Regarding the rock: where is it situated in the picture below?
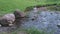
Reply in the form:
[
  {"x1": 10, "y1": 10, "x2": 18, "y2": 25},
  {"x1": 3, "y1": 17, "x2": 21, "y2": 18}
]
[
  {"x1": 14, "y1": 9, "x2": 25, "y2": 19},
  {"x1": 13, "y1": 9, "x2": 26, "y2": 27},
  {"x1": 57, "y1": 23, "x2": 60, "y2": 28},
  {"x1": 0, "y1": 14, "x2": 15, "y2": 26}
]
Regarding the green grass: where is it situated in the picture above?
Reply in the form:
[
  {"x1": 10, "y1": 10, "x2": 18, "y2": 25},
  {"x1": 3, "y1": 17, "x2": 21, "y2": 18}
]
[
  {"x1": 0, "y1": 0, "x2": 60, "y2": 15},
  {"x1": 25, "y1": 28, "x2": 46, "y2": 34},
  {"x1": 9, "y1": 27, "x2": 55, "y2": 34},
  {"x1": 0, "y1": 27, "x2": 55, "y2": 34},
  {"x1": 9, "y1": 28, "x2": 47, "y2": 34}
]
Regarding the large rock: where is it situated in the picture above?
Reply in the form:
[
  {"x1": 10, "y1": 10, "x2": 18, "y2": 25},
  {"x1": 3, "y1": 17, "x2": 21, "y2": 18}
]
[{"x1": 0, "y1": 14, "x2": 15, "y2": 26}]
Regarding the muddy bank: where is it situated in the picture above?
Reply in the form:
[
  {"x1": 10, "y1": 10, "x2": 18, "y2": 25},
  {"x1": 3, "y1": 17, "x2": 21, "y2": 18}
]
[{"x1": 24, "y1": 4, "x2": 60, "y2": 12}]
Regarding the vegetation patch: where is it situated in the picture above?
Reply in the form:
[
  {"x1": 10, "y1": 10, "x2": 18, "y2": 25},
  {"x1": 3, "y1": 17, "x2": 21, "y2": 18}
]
[{"x1": 0, "y1": 0, "x2": 60, "y2": 15}]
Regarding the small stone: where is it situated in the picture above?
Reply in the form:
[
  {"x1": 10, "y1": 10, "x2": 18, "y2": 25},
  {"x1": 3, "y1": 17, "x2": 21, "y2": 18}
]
[
  {"x1": 9, "y1": 24, "x2": 13, "y2": 26},
  {"x1": 0, "y1": 24, "x2": 1, "y2": 27}
]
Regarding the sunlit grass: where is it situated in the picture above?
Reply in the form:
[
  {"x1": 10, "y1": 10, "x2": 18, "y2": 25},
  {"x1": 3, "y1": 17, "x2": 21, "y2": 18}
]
[{"x1": 0, "y1": 0, "x2": 60, "y2": 15}]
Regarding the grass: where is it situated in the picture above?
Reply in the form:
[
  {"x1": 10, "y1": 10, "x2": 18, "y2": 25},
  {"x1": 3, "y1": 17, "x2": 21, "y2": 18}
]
[
  {"x1": 24, "y1": 28, "x2": 46, "y2": 34},
  {"x1": 0, "y1": 0, "x2": 60, "y2": 15},
  {"x1": 0, "y1": 27, "x2": 55, "y2": 34},
  {"x1": 8, "y1": 27, "x2": 55, "y2": 34},
  {"x1": 9, "y1": 27, "x2": 47, "y2": 34}
]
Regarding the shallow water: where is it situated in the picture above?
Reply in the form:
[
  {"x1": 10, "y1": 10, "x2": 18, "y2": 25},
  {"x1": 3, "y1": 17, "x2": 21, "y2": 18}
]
[{"x1": 21, "y1": 10, "x2": 60, "y2": 34}]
